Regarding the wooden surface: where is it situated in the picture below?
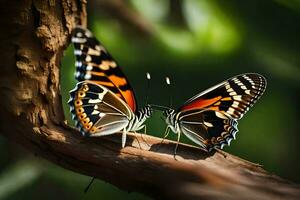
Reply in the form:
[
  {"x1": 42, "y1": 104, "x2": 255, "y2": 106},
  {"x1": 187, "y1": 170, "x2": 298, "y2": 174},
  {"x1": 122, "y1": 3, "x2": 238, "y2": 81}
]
[{"x1": 0, "y1": 0, "x2": 300, "y2": 199}]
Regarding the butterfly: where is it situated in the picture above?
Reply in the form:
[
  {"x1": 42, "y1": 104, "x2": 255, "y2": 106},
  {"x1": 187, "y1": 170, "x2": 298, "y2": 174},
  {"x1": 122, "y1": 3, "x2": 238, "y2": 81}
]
[
  {"x1": 157, "y1": 73, "x2": 266, "y2": 153},
  {"x1": 68, "y1": 26, "x2": 152, "y2": 148}
]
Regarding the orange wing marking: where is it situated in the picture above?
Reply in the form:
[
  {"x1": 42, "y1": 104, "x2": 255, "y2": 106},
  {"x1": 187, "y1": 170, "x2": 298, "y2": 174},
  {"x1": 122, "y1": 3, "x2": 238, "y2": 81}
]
[
  {"x1": 90, "y1": 71, "x2": 106, "y2": 76},
  {"x1": 221, "y1": 97, "x2": 232, "y2": 101},
  {"x1": 121, "y1": 90, "x2": 136, "y2": 112},
  {"x1": 108, "y1": 75, "x2": 127, "y2": 87},
  {"x1": 108, "y1": 75, "x2": 136, "y2": 112},
  {"x1": 181, "y1": 96, "x2": 222, "y2": 111}
]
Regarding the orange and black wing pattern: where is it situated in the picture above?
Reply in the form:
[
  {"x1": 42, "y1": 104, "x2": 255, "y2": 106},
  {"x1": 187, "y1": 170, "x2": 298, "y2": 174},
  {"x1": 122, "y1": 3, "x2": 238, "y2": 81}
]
[
  {"x1": 71, "y1": 26, "x2": 137, "y2": 112},
  {"x1": 177, "y1": 73, "x2": 266, "y2": 151},
  {"x1": 68, "y1": 81, "x2": 132, "y2": 137},
  {"x1": 179, "y1": 73, "x2": 267, "y2": 120}
]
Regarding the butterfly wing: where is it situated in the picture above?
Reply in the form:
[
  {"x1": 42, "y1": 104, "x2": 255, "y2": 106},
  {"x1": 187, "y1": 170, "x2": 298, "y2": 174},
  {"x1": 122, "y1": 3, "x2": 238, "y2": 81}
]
[
  {"x1": 177, "y1": 73, "x2": 266, "y2": 151},
  {"x1": 179, "y1": 73, "x2": 267, "y2": 119},
  {"x1": 68, "y1": 81, "x2": 133, "y2": 137},
  {"x1": 178, "y1": 109, "x2": 238, "y2": 151},
  {"x1": 71, "y1": 27, "x2": 137, "y2": 112}
]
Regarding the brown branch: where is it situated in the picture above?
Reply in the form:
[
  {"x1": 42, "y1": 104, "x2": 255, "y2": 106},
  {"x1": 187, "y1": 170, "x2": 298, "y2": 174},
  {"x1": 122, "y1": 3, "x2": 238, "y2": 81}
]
[
  {"x1": 0, "y1": 1, "x2": 300, "y2": 200},
  {"x1": 93, "y1": 0, "x2": 155, "y2": 36}
]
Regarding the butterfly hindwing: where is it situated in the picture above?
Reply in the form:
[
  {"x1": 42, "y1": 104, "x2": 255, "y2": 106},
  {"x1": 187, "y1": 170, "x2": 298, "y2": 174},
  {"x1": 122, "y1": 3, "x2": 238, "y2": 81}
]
[
  {"x1": 178, "y1": 109, "x2": 238, "y2": 151},
  {"x1": 68, "y1": 81, "x2": 132, "y2": 137},
  {"x1": 71, "y1": 27, "x2": 137, "y2": 112}
]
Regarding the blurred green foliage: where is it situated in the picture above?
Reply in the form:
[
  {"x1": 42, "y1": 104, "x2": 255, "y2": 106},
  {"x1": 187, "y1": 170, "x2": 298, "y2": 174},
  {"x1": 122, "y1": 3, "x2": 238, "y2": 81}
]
[{"x1": 1, "y1": 0, "x2": 300, "y2": 199}]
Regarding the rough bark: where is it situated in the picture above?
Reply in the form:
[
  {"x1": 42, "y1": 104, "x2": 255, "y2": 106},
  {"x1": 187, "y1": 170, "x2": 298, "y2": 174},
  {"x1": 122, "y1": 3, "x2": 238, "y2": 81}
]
[{"x1": 0, "y1": 1, "x2": 300, "y2": 200}]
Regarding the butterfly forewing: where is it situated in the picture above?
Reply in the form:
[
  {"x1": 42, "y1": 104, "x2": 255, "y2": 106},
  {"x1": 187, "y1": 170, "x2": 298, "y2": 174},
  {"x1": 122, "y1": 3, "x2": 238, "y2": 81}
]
[
  {"x1": 174, "y1": 73, "x2": 266, "y2": 151},
  {"x1": 71, "y1": 27, "x2": 137, "y2": 112},
  {"x1": 179, "y1": 73, "x2": 267, "y2": 119},
  {"x1": 69, "y1": 81, "x2": 132, "y2": 137}
]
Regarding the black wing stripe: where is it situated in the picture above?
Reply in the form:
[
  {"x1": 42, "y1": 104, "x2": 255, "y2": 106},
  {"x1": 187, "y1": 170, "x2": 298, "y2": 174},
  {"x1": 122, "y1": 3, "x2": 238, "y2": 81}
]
[{"x1": 176, "y1": 73, "x2": 266, "y2": 151}]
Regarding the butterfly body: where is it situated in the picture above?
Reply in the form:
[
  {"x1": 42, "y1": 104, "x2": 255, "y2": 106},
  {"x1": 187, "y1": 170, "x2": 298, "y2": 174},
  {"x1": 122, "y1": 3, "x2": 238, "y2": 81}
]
[
  {"x1": 128, "y1": 107, "x2": 153, "y2": 132},
  {"x1": 68, "y1": 27, "x2": 152, "y2": 147},
  {"x1": 162, "y1": 73, "x2": 266, "y2": 152}
]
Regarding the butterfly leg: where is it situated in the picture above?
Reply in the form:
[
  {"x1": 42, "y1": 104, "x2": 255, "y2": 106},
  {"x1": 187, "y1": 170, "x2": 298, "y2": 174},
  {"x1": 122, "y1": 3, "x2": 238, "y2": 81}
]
[
  {"x1": 173, "y1": 132, "x2": 181, "y2": 160},
  {"x1": 132, "y1": 131, "x2": 142, "y2": 149},
  {"x1": 153, "y1": 126, "x2": 171, "y2": 152},
  {"x1": 143, "y1": 125, "x2": 147, "y2": 134},
  {"x1": 140, "y1": 125, "x2": 151, "y2": 147},
  {"x1": 122, "y1": 128, "x2": 127, "y2": 148},
  {"x1": 161, "y1": 126, "x2": 171, "y2": 143}
]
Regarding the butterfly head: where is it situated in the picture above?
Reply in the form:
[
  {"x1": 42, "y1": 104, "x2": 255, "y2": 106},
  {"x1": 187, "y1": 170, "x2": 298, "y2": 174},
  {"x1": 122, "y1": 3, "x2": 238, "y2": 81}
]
[
  {"x1": 163, "y1": 109, "x2": 175, "y2": 117},
  {"x1": 163, "y1": 108, "x2": 176, "y2": 126},
  {"x1": 149, "y1": 104, "x2": 175, "y2": 123}
]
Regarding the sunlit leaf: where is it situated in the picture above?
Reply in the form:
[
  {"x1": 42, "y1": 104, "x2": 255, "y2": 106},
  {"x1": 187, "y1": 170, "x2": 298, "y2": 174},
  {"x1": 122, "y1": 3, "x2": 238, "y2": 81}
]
[
  {"x1": 155, "y1": 25, "x2": 197, "y2": 55},
  {"x1": 130, "y1": 0, "x2": 169, "y2": 23},
  {"x1": 183, "y1": 0, "x2": 241, "y2": 54}
]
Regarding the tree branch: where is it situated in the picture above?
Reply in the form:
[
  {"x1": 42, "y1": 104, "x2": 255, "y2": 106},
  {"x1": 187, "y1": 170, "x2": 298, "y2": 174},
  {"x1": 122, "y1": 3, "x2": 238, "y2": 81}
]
[
  {"x1": 93, "y1": 0, "x2": 155, "y2": 36},
  {"x1": 0, "y1": 1, "x2": 300, "y2": 199}
]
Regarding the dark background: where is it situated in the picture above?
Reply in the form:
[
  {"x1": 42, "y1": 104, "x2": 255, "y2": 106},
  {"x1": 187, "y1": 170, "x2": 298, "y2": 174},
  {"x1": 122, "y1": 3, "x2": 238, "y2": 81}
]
[{"x1": 1, "y1": 0, "x2": 300, "y2": 199}]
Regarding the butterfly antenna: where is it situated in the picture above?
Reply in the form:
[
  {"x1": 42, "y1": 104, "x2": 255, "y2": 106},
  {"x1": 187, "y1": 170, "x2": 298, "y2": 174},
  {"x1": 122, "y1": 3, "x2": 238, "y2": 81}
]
[
  {"x1": 150, "y1": 104, "x2": 170, "y2": 111},
  {"x1": 84, "y1": 177, "x2": 95, "y2": 193},
  {"x1": 165, "y1": 76, "x2": 173, "y2": 108},
  {"x1": 145, "y1": 72, "x2": 151, "y2": 105},
  {"x1": 140, "y1": 72, "x2": 152, "y2": 147}
]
